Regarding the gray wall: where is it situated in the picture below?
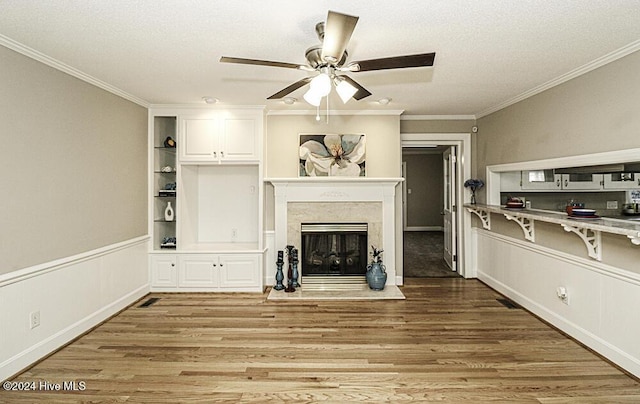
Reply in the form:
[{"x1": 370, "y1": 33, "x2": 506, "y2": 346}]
[
  {"x1": 403, "y1": 152, "x2": 444, "y2": 228},
  {"x1": 1, "y1": 46, "x2": 148, "y2": 275},
  {"x1": 474, "y1": 50, "x2": 640, "y2": 269},
  {"x1": 476, "y1": 50, "x2": 640, "y2": 191}
]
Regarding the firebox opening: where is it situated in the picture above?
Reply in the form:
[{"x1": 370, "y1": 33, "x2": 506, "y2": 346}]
[{"x1": 301, "y1": 223, "x2": 368, "y2": 278}]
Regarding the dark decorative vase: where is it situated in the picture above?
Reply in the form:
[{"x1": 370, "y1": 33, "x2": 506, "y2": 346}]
[{"x1": 366, "y1": 262, "x2": 387, "y2": 290}]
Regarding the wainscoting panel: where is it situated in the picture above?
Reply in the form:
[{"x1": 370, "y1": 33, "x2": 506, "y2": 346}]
[
  {"x1": 476, "y1": 229, "x2": 640, "y2": 377},
  {"x1": 0, "y1": 237, "x2": 149, "y2": 380}
]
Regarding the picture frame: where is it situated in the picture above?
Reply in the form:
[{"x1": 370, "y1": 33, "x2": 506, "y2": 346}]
[{"x1": 298, "y1": 134, "x2": 366, "y2": 177}]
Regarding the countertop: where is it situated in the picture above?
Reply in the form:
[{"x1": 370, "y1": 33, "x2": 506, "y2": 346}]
[{"x1": 465, "y1": 203, "x2": 640, "y2": 241}]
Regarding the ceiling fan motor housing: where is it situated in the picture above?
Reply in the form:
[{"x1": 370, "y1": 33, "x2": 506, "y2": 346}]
[{"x1": 306, "y1": 45, "x2": 348, "y2": 69}]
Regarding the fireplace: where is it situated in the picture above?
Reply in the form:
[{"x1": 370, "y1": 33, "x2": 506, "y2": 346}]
[
  {"x1": 301, "y1": 223, "x2": 368, "y2": 281},
  {"x1": 268, "y1": 178, "x2": 403, "y2": 288}
]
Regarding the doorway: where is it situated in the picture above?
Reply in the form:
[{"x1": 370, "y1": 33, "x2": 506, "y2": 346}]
[
  {"x1": 402, "y1": 146, "x2": 459, "y2": 277},
  {"x1": 400, "y1": 133, "x2": 472, "y2": 279}
]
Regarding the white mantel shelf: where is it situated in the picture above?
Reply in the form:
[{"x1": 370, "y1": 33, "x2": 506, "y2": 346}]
[
  {"x1": 466, "y1": 204, "x2": 640, "y2": 261},
  {"x1": 266, "y1": 177, "x2": 404, "y2": 184}
]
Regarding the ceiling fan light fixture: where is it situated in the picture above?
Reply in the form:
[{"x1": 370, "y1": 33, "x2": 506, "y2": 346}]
[
  {"x1": 335, "y1": 77, "x2": 357, "y2": 103},
  {"x1": 303, "y1": 88, "x2": 322, "y2": 107},
  {"x1": 309, "y1": 73, "x2": 332, "y2": 97}
]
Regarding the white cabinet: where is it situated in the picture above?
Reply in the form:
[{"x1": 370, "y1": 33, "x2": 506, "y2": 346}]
[
  {"x1": 179, "y1": 112, "x2": 260, "y2": 163},
  {"x1": 603, "y1": 173, "x2": 640, "y2": 190},
  {"x1": 219, "y1": 254, "x2": 261, "y2": 290},
  {"x1": 150, "y1": 254, "x2": 178, "y2": 288},
  {"x1": 560, "y1": 173, "x2": 603, "y2": 190},
  {"x1": 521, "y1": 170, "x2": 603, "y2": 191},
  {"x1": 521, "y1": 170, "x2": 560, "y2": 190},
  {"x1": 149, "y1": 107, "x2": 265, "y2": 293},
  {"x1": 179, "y1": 255, "x2": 220, "y2": 288},
  {"x1": 178, "y1": 254, "x2": 261, "y2": 291},
  {"x1": 181, "y1": 118, "x2": 219, "y2": 161},
  {"x1": 500, "y1": 171, "x2": 522, "y2": 192}
]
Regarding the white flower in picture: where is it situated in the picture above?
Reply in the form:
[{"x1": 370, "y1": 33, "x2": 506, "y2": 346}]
[{"x1": 299, "y1": 134, "x2": 366, "y2": 177}]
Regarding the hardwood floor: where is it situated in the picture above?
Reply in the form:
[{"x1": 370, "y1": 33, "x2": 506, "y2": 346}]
[{"x1": 3, "y1": 278, "x2": 639, "y2": 403}]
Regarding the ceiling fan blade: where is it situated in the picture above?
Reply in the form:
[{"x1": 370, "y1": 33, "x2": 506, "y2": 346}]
[
  {"x1": 266, "y1": 77, "x2": 313, "y2": 99},
  {"x1": 321, "y1": 11, "x2": 359, "y2": 64},
  {"x1": 351, "y1": 52, "x2": 436, "y2": 72},
  {"x1": 341, "y1": 76, "x2": 372, "y2": 100},
  {"x1": 220, "y1": 56, "x2": 305, "y2": 70}
]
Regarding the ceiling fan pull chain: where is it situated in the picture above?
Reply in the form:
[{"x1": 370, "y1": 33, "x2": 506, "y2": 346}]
[
  {"x1": 326, "y1": 93, "x2": 329, "y2": 123},
  {"x1": 316, "y1": 104, "x2": 320, "y2": 121}
]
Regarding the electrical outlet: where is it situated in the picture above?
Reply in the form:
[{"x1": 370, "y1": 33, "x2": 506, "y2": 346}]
[
  {"x1": 231, "y1": 228, "x2": 238, "y2": 240},
  {"x1": 556, "y1": 287, "x2": 569, "y2": 305},
  {"x1": 607, "y1": 201, "x2": 618, "y2": 209},
  {"x1": 30, "y1": 311, "x2": 40, "y2": 329}
]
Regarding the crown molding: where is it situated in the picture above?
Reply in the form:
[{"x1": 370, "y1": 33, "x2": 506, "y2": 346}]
[
  {"x1": 0, "y1": 34, "x2": 150, "y2": 108},
  {"x1": 401, "y1": 114, "x2": 476, "y2": 121},
  {"x1": 476, "y1": 39, "x2": 640, "y2": 119},
  {"x1": 266, "y1": 109, "x2": 404, "y2": 116},
  {"x1": 149, "y1": 104, "x2": 266, "y2": 110}
]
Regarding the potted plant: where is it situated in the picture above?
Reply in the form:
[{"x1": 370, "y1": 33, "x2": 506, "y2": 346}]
[{"x1": 366, "y1": 246, "x2": 387, "y2": 290}]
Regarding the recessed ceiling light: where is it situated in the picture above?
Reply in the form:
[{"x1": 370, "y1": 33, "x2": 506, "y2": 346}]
[
  {"x1": 378, "y1": 98, "x2": 392, "y2": 105},
  {"x1": 202, "y1": 96, "x2": 218, "y2": 104},
  {"x1": 283, "y1": 97, "x2": 297, "y2": 105}
]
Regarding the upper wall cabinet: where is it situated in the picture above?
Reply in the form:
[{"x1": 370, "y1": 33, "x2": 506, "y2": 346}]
[
  {"x1": 179, "y1": 111, "x2": 262, "y2": 163},
  {"x1": 519, "y1": 170, "x2": 604, "y2": 191}
]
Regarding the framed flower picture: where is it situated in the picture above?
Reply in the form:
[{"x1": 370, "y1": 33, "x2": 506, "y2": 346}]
[{"x1": 299, "y1": 134, "x2": 366, "y2": 177}]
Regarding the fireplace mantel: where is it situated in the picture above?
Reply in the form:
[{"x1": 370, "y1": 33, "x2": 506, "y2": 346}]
[{"x1": 266, "y1": 177, "x2": 403, "y2": 286}]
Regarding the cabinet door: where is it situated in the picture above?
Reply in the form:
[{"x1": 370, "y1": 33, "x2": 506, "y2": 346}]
[
  {"x1": 603, "y1": 173, "x2": 640, "y2": 190},
  {"x1": 561, "y1": 174, "x2": 603, "y2": 190},
  {"x1": 179, "y1": 255, "x2": 220, "y2": 288},
  {"x1": 180, "y1": 118, "x2": 220, "y2": 161},
  {"x1": 219, "y1": 254, "x2": 261, "y2": 290},
  {"x1": 500, "y1": 171, "x2": 522, "y2": 192},
  {"x1": 150, "y1": 255, "x2": 178, "y2": 288},
  {"x1": 521, "y1": 170, "x2": 561, "y2": 190},
  {"x1": 220, "y1": 116, "x2": 258, "y2": 161}
]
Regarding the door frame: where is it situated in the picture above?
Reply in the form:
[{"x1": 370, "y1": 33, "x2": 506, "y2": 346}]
[{"x1": 401, "y1": 133, "x2": 474, "y2": 278}]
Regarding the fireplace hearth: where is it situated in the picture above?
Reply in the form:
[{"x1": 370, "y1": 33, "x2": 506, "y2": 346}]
[{"x1": 301, "y1": 223, "x2": 368, "y2": 282}]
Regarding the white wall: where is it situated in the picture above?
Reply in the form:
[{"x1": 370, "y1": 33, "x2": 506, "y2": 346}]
[
  {"x1": 477, "y1": 229, "x2": 640, "y2": 377},
  {"x1": 0, "y1": 238, "x2": 149, "y2": 380}
]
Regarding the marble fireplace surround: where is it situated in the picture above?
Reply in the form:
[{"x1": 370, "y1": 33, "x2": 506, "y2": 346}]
[{"x1": 268, "y1": 178, "x2": 403, "y2": 286}]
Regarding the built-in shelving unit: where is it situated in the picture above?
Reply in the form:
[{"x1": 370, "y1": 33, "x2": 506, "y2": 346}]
[
  {"x1": 152, "y1": 117, "x2": 177, "y2": 250},
  {"x1": 148, "y1": 107, "x2": 265, "y2": 292}
]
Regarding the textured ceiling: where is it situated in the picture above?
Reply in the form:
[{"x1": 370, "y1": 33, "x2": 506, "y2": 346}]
[{"x1": 1, "y1": 0, "x2": 639, "y2": 116}]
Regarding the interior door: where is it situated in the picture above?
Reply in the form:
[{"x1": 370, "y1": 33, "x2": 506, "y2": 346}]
[{"x1": 443, "y1": 146, "x2": 457, "y2": 271}]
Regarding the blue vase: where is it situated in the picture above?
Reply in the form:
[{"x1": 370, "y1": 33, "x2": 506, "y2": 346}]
[{"x1": 366, "y1": 262, "x2": 387, "y2": 290}]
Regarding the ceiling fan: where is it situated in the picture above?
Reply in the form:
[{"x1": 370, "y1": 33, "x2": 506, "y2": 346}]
[{"x1": 220, "y1": 10, "x2": 436, "y2": 106}]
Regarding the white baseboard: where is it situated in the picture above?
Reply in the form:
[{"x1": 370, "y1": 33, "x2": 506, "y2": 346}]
[
  {"x1": 404, "y1": 226, "x2": 444, "y2": 232},
  {"x1": 0, "y1": 237, "x2": 149, "y2": 381}
]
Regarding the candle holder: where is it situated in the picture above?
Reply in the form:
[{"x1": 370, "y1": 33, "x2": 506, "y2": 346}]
[
  {"x1": 284, "y1": 245, "x2": 296, "y2": 293},
  {"x1": 274, "y1": 250, "x2": 285, "y2": 291},
  {"x1": 291, "y1": 248, "x2": 300, "y2": 287}
]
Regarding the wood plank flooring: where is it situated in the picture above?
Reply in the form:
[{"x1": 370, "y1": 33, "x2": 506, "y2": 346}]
[{"x1": 2, "y1": 278, "x2": 639, "y2": 403}]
